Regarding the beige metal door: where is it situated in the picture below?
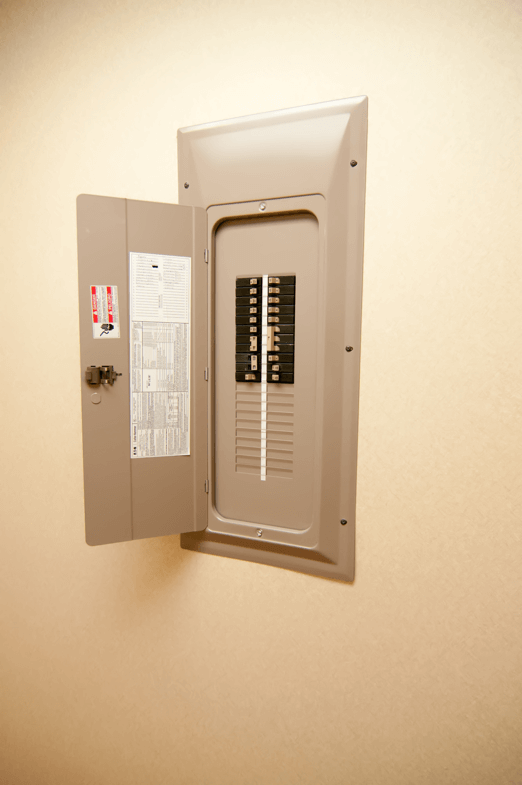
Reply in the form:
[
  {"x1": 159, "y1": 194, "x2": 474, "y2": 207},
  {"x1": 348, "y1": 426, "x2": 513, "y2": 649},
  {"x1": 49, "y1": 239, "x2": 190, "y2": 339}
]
[{"x1": 77, "y1": 195, "x2": 208, "y2": 545}]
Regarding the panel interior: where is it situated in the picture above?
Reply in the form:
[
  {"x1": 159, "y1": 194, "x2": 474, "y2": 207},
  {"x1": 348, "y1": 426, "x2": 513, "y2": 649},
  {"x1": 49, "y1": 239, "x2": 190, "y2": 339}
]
[{"x1": 214, "y1": 212, "x2": 320, "y2": 530}]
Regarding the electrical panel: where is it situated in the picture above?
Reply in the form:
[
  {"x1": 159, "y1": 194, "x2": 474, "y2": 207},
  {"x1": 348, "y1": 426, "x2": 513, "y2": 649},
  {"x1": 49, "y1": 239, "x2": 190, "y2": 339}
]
[{"x1": 77, "y1": 97, "x2": 368, "y2": 581}]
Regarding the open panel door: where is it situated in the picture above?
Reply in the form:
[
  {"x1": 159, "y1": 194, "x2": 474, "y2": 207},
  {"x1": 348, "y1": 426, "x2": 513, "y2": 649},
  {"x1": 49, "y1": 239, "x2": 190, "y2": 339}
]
[{"x1": 77, "y1": 195, "x2": 208, "y2": 545}]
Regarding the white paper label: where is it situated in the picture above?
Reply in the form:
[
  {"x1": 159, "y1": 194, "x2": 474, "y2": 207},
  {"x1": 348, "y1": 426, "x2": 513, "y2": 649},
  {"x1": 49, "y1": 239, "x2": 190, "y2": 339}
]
[
  {"x1": 129, "y1": 252, "x2": 191, "y2": 459},
  {"x1": 91, "y1": 285, "x2": 120, "y2": 338}
]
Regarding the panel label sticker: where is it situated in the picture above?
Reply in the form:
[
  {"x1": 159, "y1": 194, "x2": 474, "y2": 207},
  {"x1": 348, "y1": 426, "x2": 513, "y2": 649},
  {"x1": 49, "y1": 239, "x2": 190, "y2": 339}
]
[
  {"x1": 129, "y1": 252, "x2": 191, "y2": 459},
  {"x1": 91, "y1": 285, "x2": 120, "y2": 338}
]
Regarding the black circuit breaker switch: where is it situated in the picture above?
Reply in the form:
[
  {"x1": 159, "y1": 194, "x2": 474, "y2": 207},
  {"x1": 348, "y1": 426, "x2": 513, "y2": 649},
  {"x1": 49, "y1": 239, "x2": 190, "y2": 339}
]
[
  {"x1": 236, "y1": 274, "x2": 295, "y2": 384},
  {"x1": 267, "y1": 275, "x2": 295, "y2": 384},
  {"x1": 236, "y1": 276, "x2": 262, "y2": 383}
]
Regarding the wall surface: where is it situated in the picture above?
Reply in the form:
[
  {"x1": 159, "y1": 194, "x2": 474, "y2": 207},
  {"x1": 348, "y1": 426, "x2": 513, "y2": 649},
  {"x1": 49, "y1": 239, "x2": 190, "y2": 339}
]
[{"x1": 1, "y1": 1, "x2": 521, "y2": 783}]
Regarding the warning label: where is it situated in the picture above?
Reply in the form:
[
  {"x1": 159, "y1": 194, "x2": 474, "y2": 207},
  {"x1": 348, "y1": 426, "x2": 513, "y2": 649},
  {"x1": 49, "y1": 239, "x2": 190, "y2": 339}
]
[
  {"x1": 90, "y1": 285, "x2": 120, "y2": 339},
  {"x1": 129, "y1": 252, "x2": 191, "y2": 459}
]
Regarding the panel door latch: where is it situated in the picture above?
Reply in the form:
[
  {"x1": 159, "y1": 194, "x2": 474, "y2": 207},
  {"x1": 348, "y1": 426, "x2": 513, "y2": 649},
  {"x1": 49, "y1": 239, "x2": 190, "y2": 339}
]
[{"x1": 85, "y1": 365, "x2": 122, "y2": 386}]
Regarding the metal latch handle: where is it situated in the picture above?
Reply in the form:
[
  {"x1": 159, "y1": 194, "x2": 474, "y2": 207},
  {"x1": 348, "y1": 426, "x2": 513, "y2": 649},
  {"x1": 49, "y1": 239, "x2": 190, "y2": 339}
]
[{"x1": 85, "y1": 365, "x2": 122, "y2": 386}]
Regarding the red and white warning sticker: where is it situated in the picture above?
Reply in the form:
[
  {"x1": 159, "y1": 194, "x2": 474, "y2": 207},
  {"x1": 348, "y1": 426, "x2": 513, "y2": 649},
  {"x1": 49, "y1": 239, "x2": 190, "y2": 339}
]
[{"x1": 90, "y1": 285, "x2": 120, "y2": 339}]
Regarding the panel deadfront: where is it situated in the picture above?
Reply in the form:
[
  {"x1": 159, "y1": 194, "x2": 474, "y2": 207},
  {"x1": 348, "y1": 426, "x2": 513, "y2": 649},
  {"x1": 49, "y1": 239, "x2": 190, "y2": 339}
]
[{"x1": 216, "y1": 212, "x2": 317, "y2": 530}]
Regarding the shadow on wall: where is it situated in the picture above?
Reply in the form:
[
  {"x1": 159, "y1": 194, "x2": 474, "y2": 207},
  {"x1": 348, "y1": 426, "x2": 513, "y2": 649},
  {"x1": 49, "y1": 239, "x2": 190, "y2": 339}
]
[{"x1": 96, "y1": 535, "x2": 195, "y2": 616}]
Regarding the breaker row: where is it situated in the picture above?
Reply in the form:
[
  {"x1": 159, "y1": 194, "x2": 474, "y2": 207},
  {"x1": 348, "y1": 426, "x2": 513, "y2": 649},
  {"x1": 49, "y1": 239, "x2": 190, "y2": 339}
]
[{"x1": 235, "y1": 275, "x2": 296, "y2": 384}]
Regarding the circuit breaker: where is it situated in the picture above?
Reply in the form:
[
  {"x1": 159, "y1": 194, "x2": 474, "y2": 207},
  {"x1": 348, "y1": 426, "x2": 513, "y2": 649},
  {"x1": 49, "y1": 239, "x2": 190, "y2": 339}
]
[
  {"x1": 235, "y1": 275, "x2": 296, "y2": 384},
  {"x1": 77, "y1": 97, "x2": 368, "y2": 581}
]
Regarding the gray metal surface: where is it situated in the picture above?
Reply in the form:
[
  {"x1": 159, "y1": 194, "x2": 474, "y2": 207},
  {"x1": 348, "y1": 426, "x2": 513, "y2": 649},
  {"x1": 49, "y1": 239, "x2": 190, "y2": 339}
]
[
  {"x1": 77, "y1": 196, "x2": 208, "y2": 545},
  {"x1": 178, "y1": 97, "x2": 368, "y2": 581}
]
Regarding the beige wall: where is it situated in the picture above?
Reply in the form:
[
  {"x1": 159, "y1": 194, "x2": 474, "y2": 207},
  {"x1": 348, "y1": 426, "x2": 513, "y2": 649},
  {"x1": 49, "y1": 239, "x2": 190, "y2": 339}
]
[{"x1": 1, "y1": 0, "x2": 521, "y2": 783}]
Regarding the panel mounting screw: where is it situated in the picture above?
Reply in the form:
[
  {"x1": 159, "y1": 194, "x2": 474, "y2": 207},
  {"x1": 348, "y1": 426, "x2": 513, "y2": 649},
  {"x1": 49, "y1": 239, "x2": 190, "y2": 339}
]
[
  {"x1": 345, "y1": 346, "x2": 353, "y2": 352},
  {"x1": 184, "y1": 182, "x2": 190, "y2": 189},
  {"x1": 350, "y1": 160, "x2": 358, "y2": 167},
  {"x1": 256, "y1": 529, "x2": 263, "y2": 537},
  {"x1": 340, "y1": 519, "x2": 348, "y2": 525},
  {"x1": 259, "y1": 202, "x2": 266, "y2": 212}
]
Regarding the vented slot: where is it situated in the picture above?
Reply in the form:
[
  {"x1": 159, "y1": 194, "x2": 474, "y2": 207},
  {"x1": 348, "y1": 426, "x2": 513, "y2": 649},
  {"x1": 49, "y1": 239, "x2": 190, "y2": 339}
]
[
  {"x1": 236, "y1": 446, "x2": 261, "y2": 456},
  {"x1": 236, "y1": 456, "x2": 262, "y2": 468},
  {"x1": 236, "y1": 437, "x2": 262, "y2": 448},
  {"x1": 267, "y1": 466, "x2": 293, "y2": 477},
  {"x1": 235, "y1": 464, "x2": 261, "y2": 475},
  {"x1": 266, "y1": 415, "x2": 293, "y2": 425},
  {"x1": 266, "y1": 455, "x2": 293, "y2": 465}
]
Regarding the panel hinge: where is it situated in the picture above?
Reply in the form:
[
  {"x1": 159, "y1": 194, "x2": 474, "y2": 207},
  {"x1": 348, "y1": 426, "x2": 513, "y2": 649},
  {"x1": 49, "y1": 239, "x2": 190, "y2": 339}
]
[
  {"x1": 204, "y1": 480, "x2": 209, "y2": 493},
  {"x1": 204, "y1": 367, "x2": 209, "y2": 381},
  {"x1": 204, "y1": 249, "x2": 209, "y2": 263}
]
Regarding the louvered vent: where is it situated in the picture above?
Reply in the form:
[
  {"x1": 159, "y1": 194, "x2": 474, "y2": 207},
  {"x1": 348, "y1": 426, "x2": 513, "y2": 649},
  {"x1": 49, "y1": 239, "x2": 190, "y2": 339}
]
[{"x1": 235, "y1": 386, "x2": 294, "y2": 477}]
